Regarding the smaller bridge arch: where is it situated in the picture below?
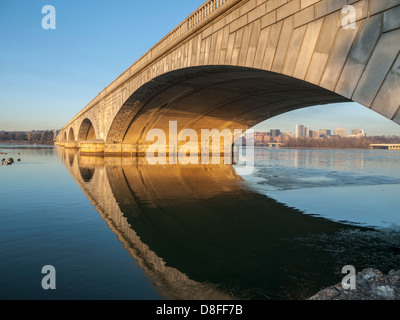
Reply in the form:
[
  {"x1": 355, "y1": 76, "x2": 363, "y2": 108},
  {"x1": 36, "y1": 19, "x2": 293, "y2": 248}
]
[
  {"x1": 63, "y1": 131, "x2": 67, "y2": 142},
  {"x1": 68, "y1": 127, "x2": 75, "y2": 142},
  {"x1": 78, "y1": 118, "x2": 97, "y2": 141}
]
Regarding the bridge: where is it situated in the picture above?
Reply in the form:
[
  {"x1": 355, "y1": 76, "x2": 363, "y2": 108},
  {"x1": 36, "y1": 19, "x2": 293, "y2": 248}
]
[
  {"x1": 55, "y1": 0, "x2": 400, "y2": 155},
  {"x1": 370, "y1": 143, "x2": 400, "y2": 150}
]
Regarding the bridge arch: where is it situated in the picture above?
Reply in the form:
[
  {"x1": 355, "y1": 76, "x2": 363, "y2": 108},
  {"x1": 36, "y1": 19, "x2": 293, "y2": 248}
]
[
  {"x1": 78, "y1": 118, "x2": 97, "y2": 141},
  {"x1": 63, "y1": 131, "x2": 67, "y2": 142},
  {"x1": 106, "y1": 66, "x2": 348, "y2": 147},
  {"x1": 68, "y1": 127, "x2": 75, "y2": 142}
]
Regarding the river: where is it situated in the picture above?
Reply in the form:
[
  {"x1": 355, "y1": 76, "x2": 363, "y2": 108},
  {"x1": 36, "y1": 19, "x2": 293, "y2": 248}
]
[{"x1": 1, "y1": 144, "x2": 399, "y2": 300}]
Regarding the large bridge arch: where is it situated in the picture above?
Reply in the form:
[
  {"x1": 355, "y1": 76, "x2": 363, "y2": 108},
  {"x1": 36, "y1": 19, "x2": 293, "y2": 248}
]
[
  {"x1": 106, "y1": 66, "x2": 348, "y2": 148},
  {"x1": 55, "y1": 0, "x2": 400, "y2": 154}
]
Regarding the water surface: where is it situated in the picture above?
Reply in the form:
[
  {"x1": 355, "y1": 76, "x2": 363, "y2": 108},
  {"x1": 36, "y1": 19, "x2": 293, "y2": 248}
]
[{"x1": 1, "y1": 145, "x2": 399, "y2": 300}]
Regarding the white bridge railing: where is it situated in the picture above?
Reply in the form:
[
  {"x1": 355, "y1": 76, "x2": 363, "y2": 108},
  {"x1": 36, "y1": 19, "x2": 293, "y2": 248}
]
[
  {"x1": 155, "y1": 0, "x2": 231, "y2": 53},
  {"x1": 189, "y1": 0, "x2": 230, "y2": 28}
]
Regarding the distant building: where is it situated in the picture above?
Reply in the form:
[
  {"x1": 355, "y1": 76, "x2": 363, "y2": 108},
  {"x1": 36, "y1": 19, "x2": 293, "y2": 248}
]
[
  {"x1": 335, "y1": 128, "x2": 346, "y2": 137},
  {"x1": 255, "y1": 134, "x2": 263, "y2": 143},
  {"x1": 270, "y1": 129, "x2": 281, "y2": 137},
  {"x1": 321, "y1": 129, "x2": 332, "y2": 136},
  {"x1": 304, "y1": 126, "x2": 310, "y2": 137},
  {"x1": 275, "y1": 135, "x2": 291, "y2": 143},
  {"x1": 255, "y1": 132, "x2": 266, "y2": 142},
  {"x1": 283, "y1": 131, "x2": 295, "y2": 138},
  {"x1": 315, "y1": 129, "x2": 328, "y2": 138},
  {"x1": 296, "y1": 125, "x2": 305, "y2": 138},
  {"x1": 350, "y1": 129, "x2": 366, "y2": 138}
]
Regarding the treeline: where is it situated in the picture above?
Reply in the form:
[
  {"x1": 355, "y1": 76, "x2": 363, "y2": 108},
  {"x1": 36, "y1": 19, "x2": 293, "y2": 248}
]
[
  {"x1": 0, "y1": 130, "x2": 57, "y2": 144},
  {"x1": 283, "y1": 136, "x2": 400, "y2": 149}
]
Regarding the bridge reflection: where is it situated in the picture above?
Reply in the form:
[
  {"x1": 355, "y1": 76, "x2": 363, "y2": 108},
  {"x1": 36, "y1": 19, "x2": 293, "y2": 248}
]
[{"x1": 57, "y1": 147, "x2": 359, "y2": 300}]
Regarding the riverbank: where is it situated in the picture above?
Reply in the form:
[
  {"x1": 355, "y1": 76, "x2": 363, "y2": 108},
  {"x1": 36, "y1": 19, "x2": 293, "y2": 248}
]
[
  {"x1": 253, "y1": 136, "x2": 400, "y2": 150},
  {"x1": 309, "y1": 269, "x2": 400, "y2": 300},
  {"x1": 0, "y1": 141, "x2": 54, "y2": 145}
]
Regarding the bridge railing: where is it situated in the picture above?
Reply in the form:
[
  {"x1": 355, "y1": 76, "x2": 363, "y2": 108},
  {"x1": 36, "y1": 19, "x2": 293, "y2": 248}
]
[
  {"x1": 151, "y1": 0, "x2": 230, "y2": 54},
  {"x1": 188, "y1": 0, "x2": 229, "y2": 28}
]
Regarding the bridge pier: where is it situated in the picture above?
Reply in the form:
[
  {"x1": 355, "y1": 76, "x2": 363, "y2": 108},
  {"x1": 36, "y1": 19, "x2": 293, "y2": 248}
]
[
  {"x1": 56, "y1": 141, "x2": 241, "y2": 165},
  {"x1": 104, "y1": 143, "x2": 147, "y2": 156},
  {"x1": 79, "y1": 140, "x2": 105, "y2": 154},
  {"x1": 64, "y1": 142, "x2": 78, "y2": 149}
]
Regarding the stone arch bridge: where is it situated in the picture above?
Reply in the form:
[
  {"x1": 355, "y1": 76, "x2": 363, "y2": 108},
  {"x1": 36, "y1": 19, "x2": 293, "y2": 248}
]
[{"x1": 56, "y1": 0, "x2": 400, "y2": 155}]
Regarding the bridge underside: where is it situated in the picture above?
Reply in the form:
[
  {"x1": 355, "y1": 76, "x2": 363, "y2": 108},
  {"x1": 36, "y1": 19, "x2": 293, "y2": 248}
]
[{"x1": 63, "y1": 66, "x2": 349, "y2": 156}]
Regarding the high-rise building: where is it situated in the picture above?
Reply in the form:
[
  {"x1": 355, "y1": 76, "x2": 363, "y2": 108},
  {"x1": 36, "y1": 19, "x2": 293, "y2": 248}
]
[
  {"x1": 304, "y1": 126, "x2": 310, "y2": 137},
  {"x1": 296, "y1": 125, "x2": 305, "y2": 138}
]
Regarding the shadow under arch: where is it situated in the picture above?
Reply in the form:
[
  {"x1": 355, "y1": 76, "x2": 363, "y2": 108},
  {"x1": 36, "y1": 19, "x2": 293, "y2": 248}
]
[
  {"x1": 78, "y1": 118, "x2": 97, "y2": 141},
  {"x1": 106, "y1": 66, "x2": 349, "y2": 145}
]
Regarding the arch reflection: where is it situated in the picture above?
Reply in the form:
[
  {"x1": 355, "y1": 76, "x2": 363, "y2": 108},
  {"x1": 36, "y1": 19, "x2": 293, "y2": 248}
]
[{"x1": 58, "y1": 149, "x2": 360, "y2": 300}]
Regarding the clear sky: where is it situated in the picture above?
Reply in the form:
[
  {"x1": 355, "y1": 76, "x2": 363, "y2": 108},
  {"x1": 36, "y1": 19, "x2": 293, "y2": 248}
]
[{"x1": 1, "y1": 0, "x2": 399, "y2": 136}]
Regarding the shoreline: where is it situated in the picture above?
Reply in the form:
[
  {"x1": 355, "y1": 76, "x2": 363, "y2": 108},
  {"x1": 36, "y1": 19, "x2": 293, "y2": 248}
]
[
  {"x1": 0, "y1": 141, "x2": 54, "y2": 146},
  {"x1": 253, "y1": 146, "x2": 370, "y2": 150},
  {"x1": 248, "y1": 146, "x2": 399, "y2": 151}
]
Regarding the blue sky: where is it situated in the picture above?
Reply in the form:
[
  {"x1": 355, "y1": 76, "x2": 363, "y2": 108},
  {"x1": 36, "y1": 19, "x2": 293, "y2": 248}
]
[{"x1": 1, "y1": 0, "x2": 399, "y2": 136}]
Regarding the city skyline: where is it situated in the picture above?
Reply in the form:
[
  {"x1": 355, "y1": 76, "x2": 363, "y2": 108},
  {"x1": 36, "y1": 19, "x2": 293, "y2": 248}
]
[
  {"x1": 252, "y1": 103, "x2": 400, "y2": 136},
  {"x1": 249, "y1": 125, "x2": 366, "y2": 139}
]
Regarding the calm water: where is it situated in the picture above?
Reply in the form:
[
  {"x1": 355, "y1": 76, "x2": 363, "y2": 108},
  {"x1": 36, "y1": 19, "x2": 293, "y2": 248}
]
[{"x1": 1, "y1": 144, "x2": 399, "y2": 300}]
